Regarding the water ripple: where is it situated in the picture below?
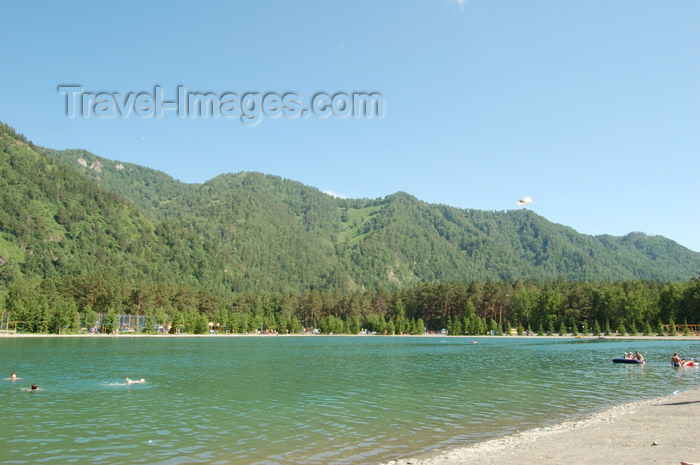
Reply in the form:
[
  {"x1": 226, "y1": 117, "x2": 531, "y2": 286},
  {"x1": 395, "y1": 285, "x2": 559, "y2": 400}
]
[{"x1": 1, "y1": 337, "x2": 699, "y2": 464}]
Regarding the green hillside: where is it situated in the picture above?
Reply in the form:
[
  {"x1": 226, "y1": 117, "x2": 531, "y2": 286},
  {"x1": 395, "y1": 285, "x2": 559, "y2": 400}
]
[
  {"x1": 2, "y1": 122, "x2": 700, "y2": 335},
  {"x1": 2, "y1": 122, "x2": 699, "y2": 300},
  {"x1": 0, "y1": 124, "x2": 235, "y2": 294}
]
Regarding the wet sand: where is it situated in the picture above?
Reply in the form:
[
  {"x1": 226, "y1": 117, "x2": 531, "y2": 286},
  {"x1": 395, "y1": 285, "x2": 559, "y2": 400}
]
[{"x1": 384, "y1": 387, "x2": 700, "y2": 465}]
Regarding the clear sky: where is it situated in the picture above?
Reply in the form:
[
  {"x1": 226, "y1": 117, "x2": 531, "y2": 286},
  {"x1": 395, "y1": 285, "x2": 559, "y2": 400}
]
[{"x1": 1, "y1": 1, "x2": 698, "y2": 252}]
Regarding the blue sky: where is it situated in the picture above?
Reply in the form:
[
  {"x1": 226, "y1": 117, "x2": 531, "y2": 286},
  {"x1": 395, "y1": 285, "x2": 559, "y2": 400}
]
[{"x1": 1, "y1": 1, "x2": 698, "y2": 252}]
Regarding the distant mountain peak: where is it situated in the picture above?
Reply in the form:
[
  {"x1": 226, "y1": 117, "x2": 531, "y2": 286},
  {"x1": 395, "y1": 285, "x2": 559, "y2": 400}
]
[{"x1": 2, "y1": 121, "x2": 698, "y2": 292}]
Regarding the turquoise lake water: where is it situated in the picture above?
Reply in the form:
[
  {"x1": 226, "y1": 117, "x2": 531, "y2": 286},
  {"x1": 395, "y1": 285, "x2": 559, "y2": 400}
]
[{"x1": 1, "y1": 336, "x2": 699, "y2": 465}]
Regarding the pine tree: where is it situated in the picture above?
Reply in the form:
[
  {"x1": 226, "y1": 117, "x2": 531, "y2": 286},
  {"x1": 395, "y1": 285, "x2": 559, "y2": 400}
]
[
  {"x1": 67, "y1": 300, "x2": 80, "y2": 334},
  {"x1": 37, "y1": 302, "x2": 51, "y2": 334},
  {"x1": 290, "y1": 316, "x2": 302, "y2": 334},
  {"x1": 376, "y1": 315, "x2": 387, "y2": 335},
  {"x1": 386, "y1": 318, "x2": 395, "y2": 335},
  {"x1": 668, "y1": 317, "x2": 677, "y2": 336},
  {"x1": 537, "y1": 323, "x2": 545, "y2": 336},
  {"x1": 604, "y1": 320, "x2": 612, "y2": 336},
  {"x1": 558, "y1": 321, "x2": 567, "y2": 336},
  {"x1": 593, "y1": 320, "x2": 602, "y2": 336},
  {"x1": 616, "y1": 322, "x2": 626, "y2": 336},
  {"x1": 643, "y1": 321, "x2": 653, "y2": 336},
  {"x1": 395, "y1": 299, "x2": 406, "y2": 335},
  {"x1": 143, "y1": 311, "x2": 156, "y2": 334},
  {"x1": 489, "y1": 318, "x2": 500, "y2": 335},
  {"x1": 477, "y1": 316, "x2": 487, "y2": 335},
  {"x1": 104, "y1": 307, "x2": 119, "y2": 334},
  {"x1": 351, "y1": 316, "x2": 361, "y2": 334},
  {"x1": 84, "y1": 304, "x2": 97, "y2": 331},
  {"x1": 415, "y1": 318, "x2": 425, "y2": 335},
  {"x1": 169, "y1": 311, "x2": 183, "y2": 334},
  {"x1": 655, "y1": 319, "x2": 665, "y2": 336},
  {"x1": 463, "y1": 316, "x2": 472, "y2": 335},
  {"x1": 455, "y1": 317, "x2": 464, "y2": 335}
]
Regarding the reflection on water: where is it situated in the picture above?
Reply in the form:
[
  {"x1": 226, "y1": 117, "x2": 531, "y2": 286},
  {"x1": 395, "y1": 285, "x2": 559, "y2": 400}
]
[{"x1": 1, "y1": 336, "x2": 699, "y2": 464}]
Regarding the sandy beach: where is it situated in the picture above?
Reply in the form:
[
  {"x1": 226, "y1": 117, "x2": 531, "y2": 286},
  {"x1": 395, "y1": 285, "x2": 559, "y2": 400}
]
[{"x1": 384, "y1": 387, "x2": 700, "y2": 465}]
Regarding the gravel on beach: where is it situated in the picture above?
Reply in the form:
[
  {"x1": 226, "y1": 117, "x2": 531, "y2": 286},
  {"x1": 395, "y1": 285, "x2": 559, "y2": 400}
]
[{"x1": 382, "y1": 387, "x2": 700, "y2": 465}]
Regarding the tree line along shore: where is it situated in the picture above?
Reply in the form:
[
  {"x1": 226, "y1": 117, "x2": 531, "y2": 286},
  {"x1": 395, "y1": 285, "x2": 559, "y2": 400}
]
[{"x1": 1, "y1": 275, "x2": 698, "y2": 335}]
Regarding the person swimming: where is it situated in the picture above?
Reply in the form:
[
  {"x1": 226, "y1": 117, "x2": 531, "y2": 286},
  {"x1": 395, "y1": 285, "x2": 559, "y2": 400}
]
[
  {"x1": 672, "y1": 353, "x2": 682, "y2": 367},
  {"x1": 21, "y1": 383, "x2": 40, "y2": 392},
  {"x1": 126, "y1": 377, "x2": 146, "y2": 385}
]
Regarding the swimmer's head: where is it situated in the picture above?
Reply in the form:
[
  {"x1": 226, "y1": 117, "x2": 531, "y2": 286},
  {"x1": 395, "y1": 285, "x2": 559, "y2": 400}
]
[{"x1": 31, "y1": 384, "x2": 38, "y2": 390}]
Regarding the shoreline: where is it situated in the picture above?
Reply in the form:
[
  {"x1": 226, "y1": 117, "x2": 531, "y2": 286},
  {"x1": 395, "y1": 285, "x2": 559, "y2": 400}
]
[
  {"x1": 382, "y1": 387, "x2": 700, "y2": 465},
  {"x1": 1, "y1": 332, "x2": 698, "y2": 340}
]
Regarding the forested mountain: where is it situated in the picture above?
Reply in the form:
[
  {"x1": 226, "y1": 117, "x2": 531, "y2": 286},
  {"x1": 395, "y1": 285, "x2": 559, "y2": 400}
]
[
  {"x1": 45, "y1": 133, "x2": 700, "y2": 290},
  {"x1": 0, "y1": 124, "x2": 236, "y2": 294},
  {"x1": 2, "y1": 122, "x2": 700, "y2": 335},
  {"x1": 2, "y1": 121, "x2": 699, "y2": 302}
]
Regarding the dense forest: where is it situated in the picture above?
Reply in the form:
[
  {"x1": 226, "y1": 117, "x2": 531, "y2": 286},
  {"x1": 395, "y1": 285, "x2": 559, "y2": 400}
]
[
  {"x1": 1, "y1": 122, "x2": 699, "y2": 334},
  {"x1": 3, "y1": 274, "x2": 699, "y2": 335}
]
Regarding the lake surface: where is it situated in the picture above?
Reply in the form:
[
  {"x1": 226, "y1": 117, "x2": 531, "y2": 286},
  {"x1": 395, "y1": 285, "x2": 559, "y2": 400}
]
[{"x1": 2, "y1": 336, "x2": 699, "y2": 465}]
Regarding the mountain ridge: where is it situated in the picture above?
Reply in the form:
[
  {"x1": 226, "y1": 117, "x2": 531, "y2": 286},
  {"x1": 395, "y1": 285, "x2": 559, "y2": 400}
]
[{"x1": 1, "y1": 122, "x2": 698, "y2": 296}]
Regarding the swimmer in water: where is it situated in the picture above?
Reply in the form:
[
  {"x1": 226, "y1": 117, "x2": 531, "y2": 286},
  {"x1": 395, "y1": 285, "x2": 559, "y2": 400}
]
[
  {"x1": 5, "y1": 372, "x2": 21, "y2": 381},
  {"x1": 126, "y1": 377, "x2": 146, "y2": 385},
  {"x1": 21, "y1": 383, "x2": 41, "y2": 392},
  {"x1": 672, "y1": 353, "x2": 682, "y2": 367}
]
